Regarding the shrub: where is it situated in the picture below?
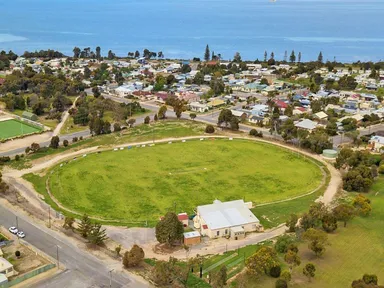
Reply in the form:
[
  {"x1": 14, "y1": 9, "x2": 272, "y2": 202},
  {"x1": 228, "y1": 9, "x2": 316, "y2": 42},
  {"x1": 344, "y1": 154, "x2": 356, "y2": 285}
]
[
  {"x1": 113, "y1": 123, "x2": 121, "y2": 132},
  {"x1": 280, "y1": 270, "x2": 291, "y2": 282},
  {"x1": 79, "y1": 136, "x2": 83, "y2": 140},
  {"x1": 275, "y1": 279, "x2": 288, "y2": 288},
  {"x1": 15, "y1": 250, "x2": 21, "y2": 258},
  {"x1": 205, "y1": 124, "x2": 215, "y2": 134},
  {"x1": 275, "y1": 235, "x2": 295, "y2": 253},
  {"x1": 144, "y1": 116, "x2": 150, "y2": 124},
  {"x1": 15, "y1": 155, "x2": 20, "y2": 161},
  {"x1": 123, "y1": 245, "x2": 145, "y2": 268},
  {"x1": 270, "y1": 265, "x2": 281, "y2": 278},
  {"x1": 72, "y1": 137, "x2": 78, "y2": 143},
  {"x1": 63, "y1": 140, "x2": 69, "y2": 147}
]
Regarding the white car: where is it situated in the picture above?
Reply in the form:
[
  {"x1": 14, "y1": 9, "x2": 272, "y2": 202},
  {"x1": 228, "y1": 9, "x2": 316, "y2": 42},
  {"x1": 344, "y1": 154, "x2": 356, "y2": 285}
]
[
  {"x1": 16, "y1": 231, "x2": 25, "y2": 238},
  {"x1": 8, "y1": 227, "x2": 18, "y2": 234}
]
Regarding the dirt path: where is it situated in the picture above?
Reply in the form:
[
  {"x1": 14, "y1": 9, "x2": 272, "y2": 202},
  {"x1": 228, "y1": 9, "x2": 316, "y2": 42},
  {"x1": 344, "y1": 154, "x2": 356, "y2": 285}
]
[{"x1": 53, "y1": 96, "x2": 79, "y2": 136}]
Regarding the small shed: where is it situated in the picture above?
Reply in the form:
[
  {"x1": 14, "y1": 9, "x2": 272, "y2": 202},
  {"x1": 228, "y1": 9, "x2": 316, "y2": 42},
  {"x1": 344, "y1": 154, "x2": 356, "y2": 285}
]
[
  {"x1": 230, "y1": 226, "x2": 245, "y2": 240},
  {"x1": 184, "y1": 231, "x2": 201, "y2": 246},
  {"x1": 22, "y1": 111, "x2": 38, "y2": 121}
]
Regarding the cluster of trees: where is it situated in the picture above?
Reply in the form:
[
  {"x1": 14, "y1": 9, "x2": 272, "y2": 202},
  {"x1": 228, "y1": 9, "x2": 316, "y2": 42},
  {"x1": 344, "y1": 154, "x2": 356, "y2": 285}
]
[
  {"x1": 76, "y1": 214, "x2": 108, "y2": 245},
  {"x1": 249, "y1": 129, "x2": 263, "y2": 138},
  {"x1": 155, "y1": 212, "x2": 184, "y2": 247},
  {"x1": 335, "y1": 148, "x2": 379, "y2": 192},
  {"x1": 0, "y1": 50, "x2": 18, "y2": 70},
  {"x1": 0, "y1": 172, "x2": 9, "y2": 194},
  {"x1": 0, "y1": 68, "x2": 84, "y2": 118},
  {"x1": 352, "y1": 274, "x2": 383, "y2": 288},
  {"x1": 23, "y1": 50, "x2": 64, "y2": 59},
  {"x1": 218, "y1": 109, "x2": 240, "y2": 131}
]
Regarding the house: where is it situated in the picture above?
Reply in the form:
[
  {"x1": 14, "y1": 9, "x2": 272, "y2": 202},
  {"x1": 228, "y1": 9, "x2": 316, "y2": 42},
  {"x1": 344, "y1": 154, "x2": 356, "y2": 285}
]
[
  {"x1": 0, "y1": 258, "x2": 14, "y2": 278},
  {"x1": 194, "y1": 200, "x2": 263, "y2": 239},
  {"x1": 189, "y1": 102, "x2": 209, "y2": 113},
  {"x1": 231, "y1": 110, "x2": 247, "y2": 121},
  {"x1": 313, "y1": 111, "x2": 328, "y2": 121},
  {"x1": 249, "y1": 115, "x2": 268, "y2": 126},
  {"x1": 178, "y1": 213, "x2": 189, "y2": 227},
  {"x1": 183, "y1": 231, "x2": 201, "y2": 246},
  {"x1": 251, "y1": 104, "x2": 269, "y2": 116},
  {"x1": 22, "y1": 111, "x2": 38, "y2": 121},
  {"x1": 207, "y1": 99, "x2": 225, "y2": 108},
  {"x1": 369, "y1": 135, "x2": 384, "y2": 152},
  {"x1": 295, "y1": 119, "x2": 318, "y2": 132}
]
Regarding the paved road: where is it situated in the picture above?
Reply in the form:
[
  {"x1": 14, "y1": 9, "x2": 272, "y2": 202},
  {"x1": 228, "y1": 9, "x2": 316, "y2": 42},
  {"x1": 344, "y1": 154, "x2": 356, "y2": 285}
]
[
  {"x1": 332, "y1": 123, "x2": 384, "y2": 148},
  {"x1": 0, "y1": 204, "x2": 148, "y2": 288}
]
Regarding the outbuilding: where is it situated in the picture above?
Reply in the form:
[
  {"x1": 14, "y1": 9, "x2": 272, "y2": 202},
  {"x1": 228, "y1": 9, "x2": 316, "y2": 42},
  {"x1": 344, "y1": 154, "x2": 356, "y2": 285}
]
[
  {"x1": 183, "y1": 231, "x2": 201, "y2": 246},
  {"x1": 22, "y1": 111, "x2": 38, "y2": 121}
]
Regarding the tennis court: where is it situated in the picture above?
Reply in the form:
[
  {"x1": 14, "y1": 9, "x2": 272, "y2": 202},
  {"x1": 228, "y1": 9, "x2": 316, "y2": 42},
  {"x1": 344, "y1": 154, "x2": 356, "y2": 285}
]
[{"x1": 0, "y1": 119, "x2": 42, "y2": 140}]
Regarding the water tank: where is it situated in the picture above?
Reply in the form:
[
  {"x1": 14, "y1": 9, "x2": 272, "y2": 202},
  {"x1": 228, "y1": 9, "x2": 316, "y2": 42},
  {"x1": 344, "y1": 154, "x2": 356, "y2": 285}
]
[{"x1": 322, "y1": 149, "x2": 338, "y2": 159}]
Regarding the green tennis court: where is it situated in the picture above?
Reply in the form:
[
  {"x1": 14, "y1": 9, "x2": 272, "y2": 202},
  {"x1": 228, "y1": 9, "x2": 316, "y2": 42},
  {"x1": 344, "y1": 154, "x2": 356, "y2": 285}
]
[{"x1": 0, "y1": 119, "x2": 42, "y2": 140}]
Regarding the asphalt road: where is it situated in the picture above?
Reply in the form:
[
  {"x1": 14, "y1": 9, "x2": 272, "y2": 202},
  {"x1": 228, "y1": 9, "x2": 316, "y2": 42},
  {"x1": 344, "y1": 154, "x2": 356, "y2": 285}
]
[
  {"x1": 332, "y1": 123, "x2": 384, "y2": 148},
  {"x1": 0, "y1": 204, "x2": 148, "y2": 288}
]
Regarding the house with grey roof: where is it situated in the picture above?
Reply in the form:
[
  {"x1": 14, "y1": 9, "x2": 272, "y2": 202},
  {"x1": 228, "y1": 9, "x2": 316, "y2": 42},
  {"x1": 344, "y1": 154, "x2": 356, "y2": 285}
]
[
  {"x1": 295, "y1": 119, "x2": 318, "y2": 132},
  {"x1": 193, "y1": 200, "x2": 263, "y2": 239}
]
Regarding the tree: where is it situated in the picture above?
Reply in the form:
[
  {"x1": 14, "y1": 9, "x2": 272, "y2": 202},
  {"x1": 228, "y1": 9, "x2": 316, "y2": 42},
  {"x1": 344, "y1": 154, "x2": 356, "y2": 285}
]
[
  {"x1": 286, "y1": 214, "x2": 298, "y2": 232},
  {"x1": 218, "y1": 109, "x2": 233, "y2": 127},
  {"x1": 211, "y1": 265, "x2": 227, "y2": 288},
  {"x1": 189, "y1": 113, "x2": 196, "y2": 121},
  {"x1": 158, "y1": 105, "x2": 167, "y2": 119},
  {"x1": 204, "y1": 45, "x2": 210, "y2": 62},
  {"x1": 154, "y1": 114, "x2": 158, "y2": 121},
  {"x1": 88, "y1": 223, "x2": 108, "y2": 245},
  {"x1": 151, "y1": 259, "x2": 175, "y2": 286},
  {"x1": 351, "y1": 274, "x2": 382, "y2": 288},
  {"x1": 260, "y1": 78, "x2": 269, "y2": 85},
  {"x1": 353, "y1": 194, "x2": 372, "y2": 216},
  {"x1": 193, "y1": 72, "x2": 204, "y2": 85},
  {"x1": 318, "y1": 52, "x2": 323, "y2": 63},
  {"x1": 264, "y1": 51, "x2": 268, "y2": 62},
  {"x1": 155, "y1": 212, "x2": 184, "y2": 246},
  {"x1": 246, "y1": 247, "x2": 279, "y2": 277},
  {"x1": 63, "y1": 216, "x2": 75, "y2": 230},
  {"x1": 50, "y1": 136, "x2": 60, "y2": 149},
  {"x1": 144, "y1": 116, "x2": 150, "y2": 124},
  {"x1": 230, "y1": 116, "x2": 239, "y2": 131},
  {"x1": 275, "y1": 279, "x2": 288, "y2": 288},
  {"x1": 92, "y1": 86, "x2": 101, "y2": 98},
  {"x1": 332, "y1": 203, "x2": 355, "y2": 227},
  {"x1": 113, "y1": 123, "x2": 121, "y2": 132},
  {"x1": 63, "y1": 139, "x2": 69, "y2": 147},
  {"x1": 280, "y1": 270, "x2": 291, "y2": 283},
  {"x1": 52, "y1": 92, "x2": 67, "y2": 112},
  {"x1": 30, "y1": 142, "x2": 40, "y2": 153},
  {"x1": 284, "y1": 250, "x2": 301, "y2": 273},
  {"x1": 321, "y1": 212, "x2": 338, "y2": 233},
  {"x1": 303, "y1": 228, "x2": 328, "y2": 257},
  {"x1": 275, "y1": 235, "x2": 295, "y2": 253},
  {"x1": 107, "y1": 50, "x2": 115, "y2": 59},
  {"x1": 289, "y1": 50, "x2": 296, "y2": 63},
  {"x1": 115, "y1": 245, "x2": 121, "y2": 256},
  {"x1": 233, "y1": 52, "x2": 242, "y2": 62},
  {"x1": 205, "y1": 124, "x2": 215, "y2": 133},
  {"x1": 127, "y1": 118, "x2": 136, "y2": 127},
  {"x1": 15, "y1": 251, "x2": 21, "y2": 258},
  {"x1": 78, "y1": 214, "x2": 92, "y2": 238},
  {"x1": 95, "y1": 46, "x2": 101, "y2": 60},
  {"x1": 123, "y1": 244, "x2": 145, "y2": 268},
  {"x1": 173, "y1": 99, "x2": 186, "y2": 119},
  {"x1": 73, "y1": 47, "x2": 81, "y2": 58},
  {"x1": 298, "y1": 52, "x2": 302, "y2": 63},
  {"x1": 180, "y1": 64, "x2": 191, "y2": 74},
  {"x1": 303, "y1": 263, "x2": 316, "y2": 282}
]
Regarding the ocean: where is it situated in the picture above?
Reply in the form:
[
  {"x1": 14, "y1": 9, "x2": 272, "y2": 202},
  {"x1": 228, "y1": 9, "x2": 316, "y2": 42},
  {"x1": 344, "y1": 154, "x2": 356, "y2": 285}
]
[{"x1": 0, "y1": 0, "x2": 383, "y2": 62}]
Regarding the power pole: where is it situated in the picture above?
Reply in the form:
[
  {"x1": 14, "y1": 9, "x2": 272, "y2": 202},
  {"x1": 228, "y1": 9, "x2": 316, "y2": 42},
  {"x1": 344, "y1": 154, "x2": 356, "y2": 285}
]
[
  {"x1": 56, "y1": 245, "x2": 60, "y2": 269},
  {"x1": 16, "y1": 216, "x2": 18, "y2": 230},
  {"x1": 109, "y1": 269, "x2": 114, "y2": 288}
]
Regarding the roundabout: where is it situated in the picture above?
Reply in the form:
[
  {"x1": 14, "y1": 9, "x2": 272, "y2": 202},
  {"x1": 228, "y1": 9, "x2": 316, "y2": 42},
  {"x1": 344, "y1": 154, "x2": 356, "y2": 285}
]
[{"x1": 46, "y1": 138, "x2": 324, "y2": 222}]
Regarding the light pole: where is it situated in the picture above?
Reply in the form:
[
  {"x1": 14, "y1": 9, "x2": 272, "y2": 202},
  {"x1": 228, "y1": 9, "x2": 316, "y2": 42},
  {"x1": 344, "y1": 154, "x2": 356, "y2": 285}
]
[
  {"x1": 109, "y1": 269, "x2": 114, "y2": 288},
  {"x1": 56, "y1": 245, "x2": 60, "y2": 269},
  {"x1": 16, "y1": 216, "x2": 18, "y2": 231}
]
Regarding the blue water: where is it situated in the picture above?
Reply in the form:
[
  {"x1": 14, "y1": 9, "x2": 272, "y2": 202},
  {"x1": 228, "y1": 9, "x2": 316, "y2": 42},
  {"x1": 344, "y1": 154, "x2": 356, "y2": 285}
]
[{"x1": 0, "y1": 0, "x2": 383, "y2": 62}]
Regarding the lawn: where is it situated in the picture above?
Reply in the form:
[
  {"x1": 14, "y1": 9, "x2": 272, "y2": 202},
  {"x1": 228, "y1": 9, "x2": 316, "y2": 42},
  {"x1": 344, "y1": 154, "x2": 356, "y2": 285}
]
[
  {"x1": 46, "y1": 138, "x2": 323, "y2": 222},
  {"x1": 0, "y1": 119, "x2": 42, "y2": 140}
]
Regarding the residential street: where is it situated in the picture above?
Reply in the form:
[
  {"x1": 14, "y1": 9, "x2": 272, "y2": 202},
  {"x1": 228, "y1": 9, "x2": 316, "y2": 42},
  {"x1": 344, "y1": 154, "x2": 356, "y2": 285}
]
[{"x1": 0, "y1": 204, "x2": 149, "y2": 288}]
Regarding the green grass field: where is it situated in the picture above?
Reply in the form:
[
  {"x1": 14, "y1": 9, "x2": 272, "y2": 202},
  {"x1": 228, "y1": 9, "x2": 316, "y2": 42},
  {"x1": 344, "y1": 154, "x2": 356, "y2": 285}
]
[
  {"x1": 0, "y1": 119, "x2": 42, "y2": 140},
  {"x1": 47, "y1": 139, "x2": 323, "y2": 222}
]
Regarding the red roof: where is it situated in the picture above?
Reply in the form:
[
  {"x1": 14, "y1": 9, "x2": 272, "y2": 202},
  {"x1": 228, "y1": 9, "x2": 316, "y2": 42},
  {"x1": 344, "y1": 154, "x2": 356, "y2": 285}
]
[
  {"x1": 202, "y1": 224, "x2": 208, "y2": 229},
  {"x1": 296, "y1": 107, "x2": 306, "y2": 112},
  {"x1": 178, "y1": 214, "x2": 189, "y2": 221},
  {"x1": 274, "y1": 100, "x2": 288, "y2": 109},
  {"x1": 206, "y1": 61, "x2": 218, "y2": 66}
]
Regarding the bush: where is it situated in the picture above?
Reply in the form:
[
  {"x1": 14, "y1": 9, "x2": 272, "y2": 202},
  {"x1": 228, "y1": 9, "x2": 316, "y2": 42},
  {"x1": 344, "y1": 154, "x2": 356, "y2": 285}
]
[
  {"x1": 205, "y1": 124, "x2": 215, "y2": 134},
  {"x1": 270, "y1": 265, "x2": 281, "y2": 278},
  {"x1": 63, "y1": 140, "x2": 69, "y2": 147},
  {"x1": 275, "y1": 279, "x2": 288, "y2": 288},
  {"x1": 275, "y1": 235, "x2": 295, "y2": 253},
  {"x1": 72, "y1": 137, "x2": 78, "y2": 143},
  {"x1": 113, "y1": 123, "x2": 121, "y2": 132},
  {"x1": 144, "y1": 116, "x2": 150, "y2": 124},
  {"x1": 79, "y1": 136, "x2": 83, "y2": 140},
  {"x1": 123, "y1": 244, "x2": 145, "y2": 268},
  {"x1": 249, "y1": 128, "x2": 263, "y2": 138},
  {"x1": 378, "y1": 164, "x2": 384, "y2": 174},
  {"x1": 15, "y1": 155, "x2": 20, "y2": 161},
  {"x1": 15, "y1": 250, "x2": 21, "y2": 258},
  {"x1": 280, "y1": 270, "x2": 291, "y2": 282}
]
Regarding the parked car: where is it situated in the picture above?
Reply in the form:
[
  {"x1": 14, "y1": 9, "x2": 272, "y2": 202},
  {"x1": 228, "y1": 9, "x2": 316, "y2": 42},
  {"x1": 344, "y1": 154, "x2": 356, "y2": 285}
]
[
  {"x1": 8, "y1": 227, "x2": 18, "y2": 234},
  {"x1": 16, "y1": 231, "x2": 25, "y2": 238}
]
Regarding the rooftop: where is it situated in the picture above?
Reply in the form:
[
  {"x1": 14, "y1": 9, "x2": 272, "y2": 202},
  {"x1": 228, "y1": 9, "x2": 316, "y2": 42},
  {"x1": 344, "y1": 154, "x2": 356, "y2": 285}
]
[{"x1": 184, "y1": 231, "x2": 201, "y2": 239}]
